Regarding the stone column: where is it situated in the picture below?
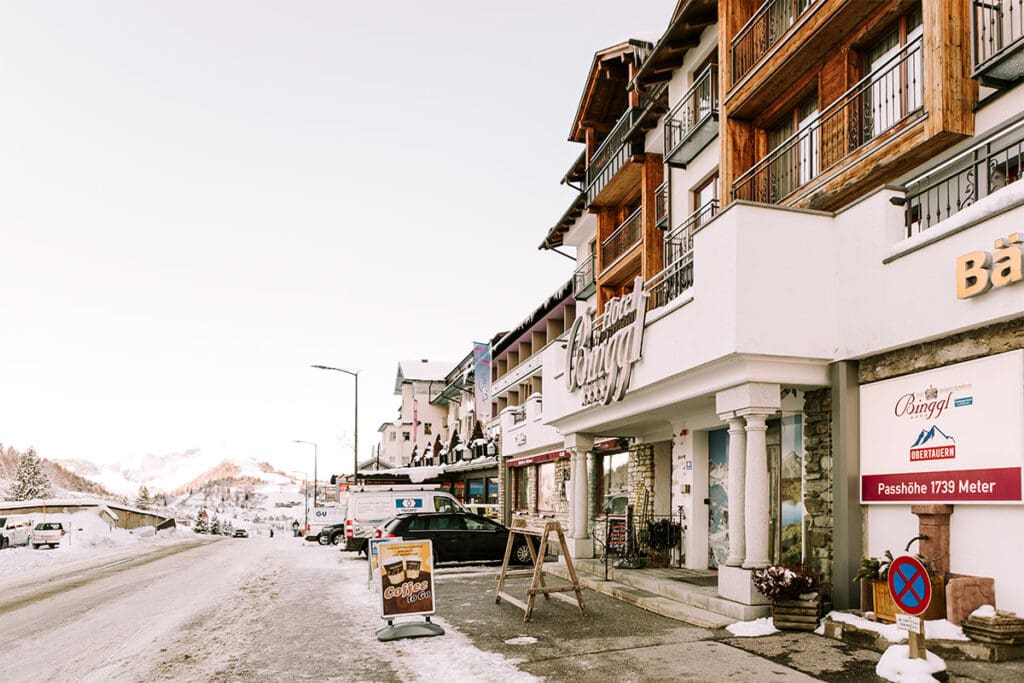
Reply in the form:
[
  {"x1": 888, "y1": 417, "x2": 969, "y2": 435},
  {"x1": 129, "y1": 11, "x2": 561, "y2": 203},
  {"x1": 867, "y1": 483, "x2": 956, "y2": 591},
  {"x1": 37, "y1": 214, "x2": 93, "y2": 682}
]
[
  {"x1": 563, "y1": 433, "x2": 594, "y2": 559},
  {"x1": 725, "y1": 416, "x2": 747, "y2": 567},
  {"x1": 742, "y1": 412, "x2": 771, "y2": 569},
  {"x1": 911, "y1": 504, "x2": 954, "y2": 575}
]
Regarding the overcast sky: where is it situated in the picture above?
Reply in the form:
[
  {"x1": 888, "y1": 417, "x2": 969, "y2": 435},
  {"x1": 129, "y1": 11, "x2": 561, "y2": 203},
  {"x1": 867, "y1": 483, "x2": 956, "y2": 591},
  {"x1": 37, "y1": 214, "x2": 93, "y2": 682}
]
[{"x1": 0, "y1": 1, "x2": 672, "y2": 479}]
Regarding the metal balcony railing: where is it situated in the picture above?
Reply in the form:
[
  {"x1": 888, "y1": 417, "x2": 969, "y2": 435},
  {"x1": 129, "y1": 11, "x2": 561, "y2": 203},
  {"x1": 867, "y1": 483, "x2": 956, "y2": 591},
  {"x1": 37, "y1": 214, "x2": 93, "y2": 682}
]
[
  {"x1": 601, "y1": 208, "x2": 643, "y2": 269},
  {"x1": 733, "y1": 38, "x2": 923, "y2": 204},
  {"x1": 664, "y1": 64, "x2": 719, "y2": 158},
  {"x1": 731, "y1": 0, "x2": 818, "y2": 83},
  {"x1": 655, "y1": 182, "x2": 670, "y2": 229},
  {"x1": 586, "y1": 107, "x2": 643, "y2": 204},
  {"x1": 645, "y1": 200, "x2": 719, "y2": 311},
  {"x1": 573, "y1": 254, "x2": 596, "y2": 299},
  {"x1": 973, "y1": 1, "x2": 1024, "y2": 75},
  {"x1": 902, "y1": 117, "x2": 1024, "y2": 235}
]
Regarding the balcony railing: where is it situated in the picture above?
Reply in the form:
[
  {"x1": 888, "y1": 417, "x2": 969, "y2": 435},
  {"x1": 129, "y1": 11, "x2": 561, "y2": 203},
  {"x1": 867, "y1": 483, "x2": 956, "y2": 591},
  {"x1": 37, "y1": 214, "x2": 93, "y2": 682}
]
[
  {"x1": 973, "y1": 0, "x2": 1024, "y2": 81},
  {"x1": 731, "y1": 0, "x2": 818, "y2": 83},
  {"x1": 586, "y1": 107, "x2": 643, "y2": 204},
  {"x1": 902, "y1": 117, "x2": 1024, "y2": 235},
  {"x1": 573, "y1": 254, "x2": 596, "y2": 299},
  {"x1": 646, "y1": 200, "x2": 719, "y2": 311},
  {"x1": 601, "y1": 208, "x2": 643, "y2": 270},
  {"x1": 733, "y1": 38, "x2": 923, "y2": 204},
  {"x1": 655, "y1": 182, "x2": 670, "y2": 229},
  {"x1": 664, "y1": 64, "x2": 719, "y2": 165}
]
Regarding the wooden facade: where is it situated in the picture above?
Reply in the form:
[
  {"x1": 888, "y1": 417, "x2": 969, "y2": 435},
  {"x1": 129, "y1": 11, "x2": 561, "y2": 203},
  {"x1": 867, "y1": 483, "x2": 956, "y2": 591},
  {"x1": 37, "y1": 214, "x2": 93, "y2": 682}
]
[{"x1": 720, "y1": 0, "x2": 978, "y2": 212}]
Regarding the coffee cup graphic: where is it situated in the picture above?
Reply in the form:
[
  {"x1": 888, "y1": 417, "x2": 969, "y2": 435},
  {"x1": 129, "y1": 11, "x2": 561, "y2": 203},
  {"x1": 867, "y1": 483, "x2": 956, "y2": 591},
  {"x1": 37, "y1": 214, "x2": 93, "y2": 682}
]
[
  {"x1": 384, "y1": 556, "x2": 405, "y2": 585},
  {"x1": 405, "y1": 558, "x2": 421, "y2": 579}
]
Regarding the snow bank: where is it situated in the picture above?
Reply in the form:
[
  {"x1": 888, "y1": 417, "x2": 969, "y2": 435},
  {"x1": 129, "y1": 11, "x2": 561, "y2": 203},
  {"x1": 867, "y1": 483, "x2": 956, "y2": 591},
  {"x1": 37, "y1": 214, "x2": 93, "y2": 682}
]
[
  {"x1": 819, "y1": 611, "x2": 967, "y2": 642},
  {"x1": 876, "y1": 645, "x2": 946, "y2": 682},
  {"x1": 971, "y1": 604, "x2": 996, "y2": 618},
  {"x1": 726, "y1": 617, "x2": 780, "y2": 637}
]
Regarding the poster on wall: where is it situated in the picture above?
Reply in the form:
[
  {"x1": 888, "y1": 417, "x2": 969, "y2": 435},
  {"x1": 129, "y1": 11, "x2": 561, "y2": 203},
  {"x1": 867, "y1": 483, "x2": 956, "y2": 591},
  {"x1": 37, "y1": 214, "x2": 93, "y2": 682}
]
[
  {"x1": 859, "y1": 350, "x2": 1024, "y2": 504},
  {"x1": 378, "y1": 540, "x2": 436, "y2": 618}
]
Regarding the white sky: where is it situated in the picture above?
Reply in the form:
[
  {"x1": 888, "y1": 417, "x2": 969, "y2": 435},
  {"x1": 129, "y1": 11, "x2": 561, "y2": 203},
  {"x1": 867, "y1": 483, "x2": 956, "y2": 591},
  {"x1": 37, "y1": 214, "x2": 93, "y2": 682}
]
[{"x1": 0, "y1": 1, "x2": 673, "y2": 478}]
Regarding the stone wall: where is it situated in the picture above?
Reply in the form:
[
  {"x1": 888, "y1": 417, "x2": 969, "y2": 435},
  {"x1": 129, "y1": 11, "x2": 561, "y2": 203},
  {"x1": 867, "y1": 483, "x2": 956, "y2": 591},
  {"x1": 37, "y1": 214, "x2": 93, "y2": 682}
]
[
  {"x1": 859, "y1": 317, "x2": 1024, "y2": 383},
  {"x1": 803, "y1": 388, "x2": 834, "y2": 603},
  {"x1": 628, "y1": 443, "x2": 655, "y2": 512}
]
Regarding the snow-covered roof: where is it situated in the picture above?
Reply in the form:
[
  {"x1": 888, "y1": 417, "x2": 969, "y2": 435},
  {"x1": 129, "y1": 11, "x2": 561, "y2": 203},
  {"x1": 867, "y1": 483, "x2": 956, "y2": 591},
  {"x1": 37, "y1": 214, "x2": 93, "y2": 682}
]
[
  {"x1": 0, "y1": 497, "x2": 170, "y2": 520},
  {"x1": 394, "y1": 359, "x2": 456, "y2": 393}
]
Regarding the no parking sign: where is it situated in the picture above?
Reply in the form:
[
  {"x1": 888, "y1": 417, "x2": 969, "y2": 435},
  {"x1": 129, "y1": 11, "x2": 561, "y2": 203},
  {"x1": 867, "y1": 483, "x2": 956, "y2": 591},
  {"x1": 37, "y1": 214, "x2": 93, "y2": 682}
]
[{"x1": 888, "y1": 555, "x2": 932, "y2": 616}]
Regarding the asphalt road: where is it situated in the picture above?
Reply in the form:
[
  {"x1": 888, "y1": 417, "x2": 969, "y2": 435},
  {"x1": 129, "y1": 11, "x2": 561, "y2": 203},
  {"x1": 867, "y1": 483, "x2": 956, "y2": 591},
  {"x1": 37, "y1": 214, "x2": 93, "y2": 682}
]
[{"x1": 4, "y1": 537, "x2": 1021, "y2": 682}]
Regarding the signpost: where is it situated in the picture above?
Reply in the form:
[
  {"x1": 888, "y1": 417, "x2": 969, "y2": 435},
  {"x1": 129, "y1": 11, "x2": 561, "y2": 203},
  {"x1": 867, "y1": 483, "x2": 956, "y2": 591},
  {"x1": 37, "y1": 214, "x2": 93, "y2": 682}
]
[
  {"x1": 374, "y1": 539, "x2": 444, "y2": 641},
  {"x1": 888, "y1": 555, "x2": 932, "y2": 659}
]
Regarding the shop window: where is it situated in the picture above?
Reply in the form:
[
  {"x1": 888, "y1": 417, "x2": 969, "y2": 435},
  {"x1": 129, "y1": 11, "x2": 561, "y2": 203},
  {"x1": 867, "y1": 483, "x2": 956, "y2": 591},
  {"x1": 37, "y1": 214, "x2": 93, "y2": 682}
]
[
  {"x1": 597, "y1": 451, "x2": 630, "y2": 516},
  {"x1": 536, "y1": 461, "x2": 556, "y2": 512},
  {"x1": 453, "y1": 480, "x2": 466, "y2": 502},
  {"x1": 468, "y1": 478, "x2": 484, "y2": 504},
  {"x1": 486, "y1": 477, "x2": 499, "y2": 504},
  {"x1": 514, "y1": 468, "x2": 528, "y2": 510}
]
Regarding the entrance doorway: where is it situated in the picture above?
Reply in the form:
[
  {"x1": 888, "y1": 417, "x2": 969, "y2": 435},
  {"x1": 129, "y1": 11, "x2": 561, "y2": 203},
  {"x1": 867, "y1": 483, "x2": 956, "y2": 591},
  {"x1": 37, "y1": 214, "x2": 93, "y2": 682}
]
[{"x1": 707, "y1": 428, "x2": 728, "y2": 568}]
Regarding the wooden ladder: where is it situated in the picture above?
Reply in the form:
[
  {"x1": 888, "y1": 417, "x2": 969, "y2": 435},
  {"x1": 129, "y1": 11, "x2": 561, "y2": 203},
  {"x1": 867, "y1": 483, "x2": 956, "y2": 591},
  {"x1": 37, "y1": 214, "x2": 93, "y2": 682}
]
[{"x1": 495, "y1": 520, "x2": 586, "y2": 622}]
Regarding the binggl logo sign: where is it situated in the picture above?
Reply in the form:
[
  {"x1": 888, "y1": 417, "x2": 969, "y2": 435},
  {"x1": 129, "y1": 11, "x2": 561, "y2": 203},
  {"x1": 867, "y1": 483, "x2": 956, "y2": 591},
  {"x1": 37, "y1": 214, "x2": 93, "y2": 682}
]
[{"x1": 894, "y1": 384, "x2": 969, "y2": 463}]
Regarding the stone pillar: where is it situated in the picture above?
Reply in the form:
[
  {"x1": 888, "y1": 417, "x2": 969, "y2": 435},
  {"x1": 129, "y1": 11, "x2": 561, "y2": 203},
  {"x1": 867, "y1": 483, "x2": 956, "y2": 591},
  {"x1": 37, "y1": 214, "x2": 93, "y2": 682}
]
[
  {"x1": 742, "y1": 412, "x2": 771, "y2": 569},
  {"x1": 563, "y1": 433, "x2": 594, "y2": 559},
  {"x1": 911, "y1": 504, "x2": 954, "y2": 575},
  {"x1": 725, "y1": 417, "x2": 747, "y2": 567}
]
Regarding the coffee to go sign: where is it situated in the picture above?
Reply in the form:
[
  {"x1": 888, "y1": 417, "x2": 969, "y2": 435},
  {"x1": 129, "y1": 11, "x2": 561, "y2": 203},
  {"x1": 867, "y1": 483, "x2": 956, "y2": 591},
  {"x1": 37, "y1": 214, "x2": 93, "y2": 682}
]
[
  {"x1": 859, "y1": 350, "x2": 1024, "y2": 504},
  {"x1": 565, "y1": 276, "x2": 648, "y2": 406}
]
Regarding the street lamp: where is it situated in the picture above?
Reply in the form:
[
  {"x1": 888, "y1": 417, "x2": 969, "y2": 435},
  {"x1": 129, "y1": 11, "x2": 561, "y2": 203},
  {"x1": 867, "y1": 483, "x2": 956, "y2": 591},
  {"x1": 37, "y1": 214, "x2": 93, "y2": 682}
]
[
  {"x1": 293, "y1": 440, "x2": 318, "y2": 505},
  {"x1": 311, "y1": 364, "x2": 360, "y2": 482}
]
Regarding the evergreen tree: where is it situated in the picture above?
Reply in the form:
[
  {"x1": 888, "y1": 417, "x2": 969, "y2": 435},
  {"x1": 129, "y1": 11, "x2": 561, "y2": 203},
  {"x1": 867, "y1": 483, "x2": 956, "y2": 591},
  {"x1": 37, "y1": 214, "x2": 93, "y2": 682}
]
[
  {"x1": 135, "y1": 485, "x2": 152, "y2": 510},
  {"x1": 6, "y1": 447, "x2": 53, "y2": 501},
  {"x1": 194, "y1": 508, "x2": 209, "y2": 534},
  {"x1": 210, "y1": 516, "x2": 221, "y2": 535}
]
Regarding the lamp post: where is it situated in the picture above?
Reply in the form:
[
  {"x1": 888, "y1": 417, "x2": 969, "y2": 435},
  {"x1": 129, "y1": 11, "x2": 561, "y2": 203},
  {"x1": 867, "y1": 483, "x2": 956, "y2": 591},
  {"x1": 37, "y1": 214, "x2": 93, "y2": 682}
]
[
  {"x1": 311, "y1": 364, "x2": 360, "y2": 482},
  {"x1": 293, "y1": 440, "x2": 318, "y2": 506}
]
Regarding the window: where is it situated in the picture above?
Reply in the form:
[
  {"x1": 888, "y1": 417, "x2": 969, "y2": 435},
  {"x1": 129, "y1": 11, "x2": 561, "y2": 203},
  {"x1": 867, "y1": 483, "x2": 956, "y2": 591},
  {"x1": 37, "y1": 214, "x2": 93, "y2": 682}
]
[
  {"x1": 424, "y1": 422, "x2": 432, "y2": 435},
  {"x1": 768, "y1": 92, "x2": 819, "y2": 201},
  {"x1": 514, "y1": 468, "x2": 529, "y2": 510},
  {"x1": 468, "y1": 478, "x2": 484, "y2": 504},
  {"x1": 402, "y1": 432, "x2": 410, "y2": 441},
  {"x1": 389, "y1": 432, "x2": 397, "y2": 442},
  {"x1": 536, "y1": 462, "x2": 556, "y2": 512},
  {"x1": 598, "y1": 452, "x2": 630, "y2": 515},
  {"x1": 863, "y1": 6, "x2": 923, "y2": 140},
  {"x1": 465, "y1": 516, "x2": 500, "y2": 531},
  {"x1": 433, "y1": 496, "x2": 460, "y2": 513}
]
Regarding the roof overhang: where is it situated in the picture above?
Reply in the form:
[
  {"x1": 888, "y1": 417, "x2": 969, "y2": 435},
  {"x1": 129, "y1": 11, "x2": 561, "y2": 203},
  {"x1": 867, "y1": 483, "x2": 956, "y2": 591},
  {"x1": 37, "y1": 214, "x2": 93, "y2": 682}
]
[
  {"x1": 569, "y1": 39, "x2": 654, "y2": 144},
  {"x1": 631, "y1": 0, "x2": 717, "y2": 91}
]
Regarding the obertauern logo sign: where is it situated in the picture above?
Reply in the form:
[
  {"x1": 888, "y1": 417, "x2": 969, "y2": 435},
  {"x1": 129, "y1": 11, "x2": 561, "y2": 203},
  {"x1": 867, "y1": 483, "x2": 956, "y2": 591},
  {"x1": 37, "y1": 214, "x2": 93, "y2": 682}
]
[{"x1": 565, "y1": 276, "x2": 648, "y2": 406}]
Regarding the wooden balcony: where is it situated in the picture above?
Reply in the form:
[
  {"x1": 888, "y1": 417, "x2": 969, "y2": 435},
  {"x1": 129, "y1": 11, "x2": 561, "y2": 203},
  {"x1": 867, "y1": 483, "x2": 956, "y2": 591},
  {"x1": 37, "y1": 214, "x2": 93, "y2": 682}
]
[
  {"x1": 973, "y1": 0, "x2": 1024, "y2": 86},
  {"x1": 601, "y1": 208, "x2": 643, "y2": 272}
]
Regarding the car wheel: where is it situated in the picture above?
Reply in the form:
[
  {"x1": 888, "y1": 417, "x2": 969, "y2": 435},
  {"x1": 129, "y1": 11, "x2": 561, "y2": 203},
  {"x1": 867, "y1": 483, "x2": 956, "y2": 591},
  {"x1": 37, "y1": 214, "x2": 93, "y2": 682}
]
[
  {"x1": 32, "y1": 544, "x2": 38, "y2": 550},
  {"x1": 330, "y1": 532, "x2": 343, "y2": 546},
  {"x1": 50, "y1": 544, "x2": 57, "y2": 549},
  {"x1": 513, "y1": 543, "x2": 533, "y2": 565},
  {"x1": 433, "y1": 548, "x2": 441, "y2": 567}
]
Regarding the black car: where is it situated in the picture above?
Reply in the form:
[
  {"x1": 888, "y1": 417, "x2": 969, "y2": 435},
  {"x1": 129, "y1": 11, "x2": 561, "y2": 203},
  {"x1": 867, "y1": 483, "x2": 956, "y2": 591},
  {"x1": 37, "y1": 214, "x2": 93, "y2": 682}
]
[{"x1": 378, "y1": 512, "x2": 534, "y2": 565}]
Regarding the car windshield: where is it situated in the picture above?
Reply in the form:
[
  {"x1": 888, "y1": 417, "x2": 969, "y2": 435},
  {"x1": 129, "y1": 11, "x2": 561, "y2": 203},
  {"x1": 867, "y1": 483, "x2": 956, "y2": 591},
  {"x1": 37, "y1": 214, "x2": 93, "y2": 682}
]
[{"x1": 36, "y1": 523, "x2": 61, "y2": 530}]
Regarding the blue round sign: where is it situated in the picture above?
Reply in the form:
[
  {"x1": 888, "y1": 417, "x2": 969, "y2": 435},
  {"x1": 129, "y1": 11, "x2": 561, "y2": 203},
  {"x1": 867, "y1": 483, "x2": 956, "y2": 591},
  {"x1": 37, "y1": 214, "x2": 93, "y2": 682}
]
[{"x1": 888, "y1": 555, "x2": 932, "y2": 616}]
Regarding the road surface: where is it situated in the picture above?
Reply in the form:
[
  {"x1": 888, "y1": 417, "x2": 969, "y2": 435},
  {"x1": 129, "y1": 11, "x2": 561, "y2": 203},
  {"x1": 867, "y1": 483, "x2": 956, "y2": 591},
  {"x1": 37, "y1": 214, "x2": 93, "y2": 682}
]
[{"x1": 1, "y1": 535, "x2": 828, "y2": 682}]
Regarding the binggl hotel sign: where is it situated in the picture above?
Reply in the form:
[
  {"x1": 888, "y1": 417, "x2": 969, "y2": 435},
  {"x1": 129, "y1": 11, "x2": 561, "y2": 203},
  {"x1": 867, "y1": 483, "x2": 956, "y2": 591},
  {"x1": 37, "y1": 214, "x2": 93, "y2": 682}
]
[
  {"x1": 859, "y1": 350, "x2": 1024, "y2": 504},
  {"x1": 565, "y1": 276, "x2": 648, "y2": 406}
]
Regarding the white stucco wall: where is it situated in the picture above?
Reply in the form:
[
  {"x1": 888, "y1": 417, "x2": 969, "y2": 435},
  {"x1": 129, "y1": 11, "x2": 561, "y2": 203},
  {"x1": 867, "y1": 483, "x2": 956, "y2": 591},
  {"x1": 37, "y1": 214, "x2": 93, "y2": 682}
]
[{"x1": 866, "y1": 504, "x2": 1024, "y2": 614}]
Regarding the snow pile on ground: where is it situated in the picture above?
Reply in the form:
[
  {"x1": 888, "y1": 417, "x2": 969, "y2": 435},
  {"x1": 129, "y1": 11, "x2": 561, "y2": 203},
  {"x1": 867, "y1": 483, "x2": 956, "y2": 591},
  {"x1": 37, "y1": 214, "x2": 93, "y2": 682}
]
[
  {"x1": 875, "y1": 644, "x2": 946, "y2": 682},
  {"x1": 816, "y1": 611, "x2": 968, "y2": 642},
  {"x1": 971, "y1": 604, "x2": 996, "y2": 618},
  {"x1": 726, "y1": 617, "x2": 780, "y2": 637},
  {"x1": 0, "y1": 509, "x2": 188, "y2": 575}
]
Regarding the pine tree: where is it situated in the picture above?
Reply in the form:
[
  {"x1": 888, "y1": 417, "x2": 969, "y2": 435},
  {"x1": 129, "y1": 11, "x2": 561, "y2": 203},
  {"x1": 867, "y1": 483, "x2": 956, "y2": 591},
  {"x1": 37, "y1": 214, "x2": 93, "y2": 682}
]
[
  {"x1": 135, "y1": 485, "x2": 152, "y2": 510},
  {"x1": 210, "y1": 516, "x2": 221, "y2": 535},
  {"x1": 6, "y1": 447, "x2": 53, "y2": 501},
  {"x1": 194, "y1": 508, "x2": 209, "y2": 534}
]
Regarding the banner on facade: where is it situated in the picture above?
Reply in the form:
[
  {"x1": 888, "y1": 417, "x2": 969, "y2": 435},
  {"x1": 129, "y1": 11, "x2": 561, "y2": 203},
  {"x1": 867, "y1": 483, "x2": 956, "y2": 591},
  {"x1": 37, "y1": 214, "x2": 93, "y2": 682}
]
[
  {"x1": 859, "y1": 350, "x2": 1024, "y2": 504},
  {"x1": 378, "y1": 539, "x2": 436, "y2": 618},
  {"x1": 473, "y1": 341, "x2": 491, "y2": 421}
]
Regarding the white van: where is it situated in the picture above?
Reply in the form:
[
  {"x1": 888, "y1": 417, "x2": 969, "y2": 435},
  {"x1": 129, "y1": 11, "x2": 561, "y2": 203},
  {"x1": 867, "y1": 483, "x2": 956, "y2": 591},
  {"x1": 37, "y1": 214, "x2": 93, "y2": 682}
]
[
  {"x1": 0, "y1": 515, "x2": 34, "y2": 549},
  {"x1": 342, "y1": 485, "x2": 465, "y2": 553},
  {"x1": 306, "y1": 506, "x2": 346, "y2": 540}
]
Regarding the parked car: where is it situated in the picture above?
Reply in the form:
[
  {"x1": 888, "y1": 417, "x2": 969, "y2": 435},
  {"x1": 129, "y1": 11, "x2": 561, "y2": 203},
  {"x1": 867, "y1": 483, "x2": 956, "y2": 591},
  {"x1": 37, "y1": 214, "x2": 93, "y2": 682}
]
[
  {"x1": 317, "y1": 522, "x2": 346, "y2": 546},
  {"x1": 376, "y1": 511, "x2": 533, "y2": 565},
  {"x1": 0, "y1": 515, "x2": 34, "y2": 549},
  {"x1": 30, "y1": 522, "x2": 66, "y2": 549},
  {"x1": 232, "y1": 528, "x2": 248, "y2": 538}
]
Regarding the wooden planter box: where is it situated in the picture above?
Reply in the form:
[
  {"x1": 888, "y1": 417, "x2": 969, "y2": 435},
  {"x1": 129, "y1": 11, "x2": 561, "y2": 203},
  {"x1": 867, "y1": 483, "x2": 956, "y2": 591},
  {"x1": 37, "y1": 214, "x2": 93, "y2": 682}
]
[
  {"x1": 871, "y1": 576, "x2": 946, "y2": 623},
  {"x1": 772, "y1": 593, "x2": 822, "y2": 631}
]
